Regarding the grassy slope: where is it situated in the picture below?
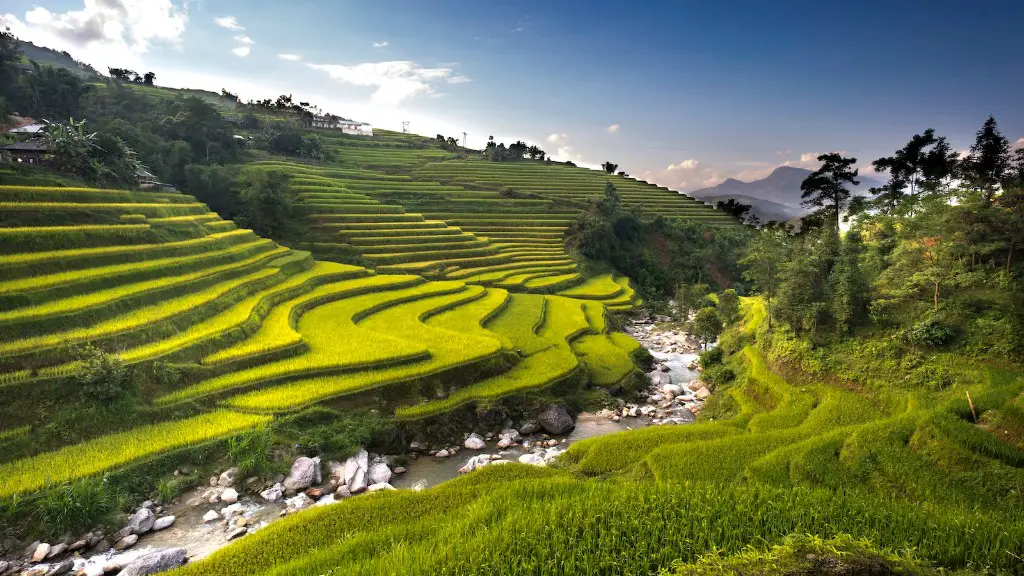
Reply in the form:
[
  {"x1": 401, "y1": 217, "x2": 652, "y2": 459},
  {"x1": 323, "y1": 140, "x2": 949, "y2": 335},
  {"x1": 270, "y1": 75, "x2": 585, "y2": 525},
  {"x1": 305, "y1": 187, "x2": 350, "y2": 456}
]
[{"x1": 175, "y1": 298, "x2": 1024, "y2": 575}]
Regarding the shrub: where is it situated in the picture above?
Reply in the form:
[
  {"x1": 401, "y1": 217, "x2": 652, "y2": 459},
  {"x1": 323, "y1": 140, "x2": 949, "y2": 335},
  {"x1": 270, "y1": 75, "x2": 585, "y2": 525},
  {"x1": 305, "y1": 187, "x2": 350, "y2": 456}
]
[
  {"x1": 73, "y1": 344, "x2": 137, "y2": 403},
  {"x1": 33, "y1": 478, "x2": 122, "y2": 538},
  {"x1": 900, "y1": 314, "x2": 956, "y2": 348},
  {"x1": 699, "y1": 346, "x2": 724, "y2": 367},
  {"x1": 701, "y1": 365, "x2": 735, "y2": 390},
  {"x1": 277, "y1": 408, "x2": 391, "y2": 460},
  {"x1": 631, "y1": 346, "x2": 655, "y2": 371},
  {"x1": 227, "y1": 426, "x2": 273, "y2": 477}
]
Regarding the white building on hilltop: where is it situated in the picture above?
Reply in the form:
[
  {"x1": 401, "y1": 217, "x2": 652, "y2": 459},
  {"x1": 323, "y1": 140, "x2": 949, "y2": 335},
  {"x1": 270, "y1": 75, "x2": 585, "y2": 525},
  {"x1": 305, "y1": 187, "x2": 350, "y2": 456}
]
[{"x1": 310, "y1": 115, "x2": 373, "y2": 136}]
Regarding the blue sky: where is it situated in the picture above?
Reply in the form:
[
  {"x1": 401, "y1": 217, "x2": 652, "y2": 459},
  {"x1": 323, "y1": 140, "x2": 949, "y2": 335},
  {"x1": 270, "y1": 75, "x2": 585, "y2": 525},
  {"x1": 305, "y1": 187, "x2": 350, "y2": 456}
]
[{"x1": 3, "y1": 0, "x2": 1022, "y2": 190}]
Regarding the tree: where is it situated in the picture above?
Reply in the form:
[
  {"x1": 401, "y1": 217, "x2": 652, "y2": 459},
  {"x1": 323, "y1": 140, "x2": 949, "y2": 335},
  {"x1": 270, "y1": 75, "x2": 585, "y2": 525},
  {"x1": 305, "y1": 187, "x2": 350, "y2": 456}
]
[
  {"x1": 237, "y1": 169, "x2": 295, "y2": 237},
  {"x1": 596, "y1": 181, "x2": 620, "y2": 217},
  {"x1": 143, "y1": 71, "x2": 156, "y2": 86},
  {"x1": 602, "y1": 161, "x2": 618, "y2": 174},
  {"x1": 717, "y1": 289, "x2": 740, "y2": 325},
  {"x1": 871, "y1": 129, "x2": 958, "y2": 215},
  {"x1": 508, "y1": 140, "x2": 528, "y2": 160},
  {"x1": 741, "y1": 224, "x2": 790, "y2": 329},
  {"x1": 826, "y1": 232, "x2": 867, "y2": 334},
  {"x1": 716, "y1": 199, "x2": 752, "y2": 221},
  {"x1": 44, "y1": 117, "x2": 98, "y2": 176},
  {"x1": 961, "y1": 116, "x2": 1011, "y2": 200},
  {"x1": 674, "y1": 283, "x2": 710, "y2": 321},
  {"x1": 690, "y1": 307, "x2": 723, "y2": 350},
  {"x1": 800, "y1": 153, "x2": 859, "y2": 235}
]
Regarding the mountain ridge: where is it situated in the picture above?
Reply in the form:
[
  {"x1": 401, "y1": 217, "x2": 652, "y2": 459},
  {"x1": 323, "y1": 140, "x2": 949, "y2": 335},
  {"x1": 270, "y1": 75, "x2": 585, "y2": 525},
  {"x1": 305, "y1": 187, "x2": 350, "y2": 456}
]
[{"x1": 690, "y1": 165, "x2": 882, "y2": 222}]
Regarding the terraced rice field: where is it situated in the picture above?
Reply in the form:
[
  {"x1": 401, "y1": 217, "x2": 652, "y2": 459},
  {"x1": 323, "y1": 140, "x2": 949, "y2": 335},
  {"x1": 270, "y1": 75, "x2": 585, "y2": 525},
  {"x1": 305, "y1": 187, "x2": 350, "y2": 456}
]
[
  {"x1": 0, "y1": 182, "x2": 643, "y2": 498},
  {"x1": 414, "y1": 159, "x2": 738, "y2": 225}
]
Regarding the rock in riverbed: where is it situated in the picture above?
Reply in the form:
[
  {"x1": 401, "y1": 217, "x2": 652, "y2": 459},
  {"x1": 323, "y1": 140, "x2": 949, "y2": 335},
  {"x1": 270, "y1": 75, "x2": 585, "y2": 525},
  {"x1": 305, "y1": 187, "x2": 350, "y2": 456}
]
[
  {"x1": 538, "y1": 405, "x2": 574, "y2": 435},
  {"x1": 463, "y1": 433, "x2": 486, "y2": 450},
  {"x1": 119, "y1": 548, "x2": 187, "y2": 576},
  {"x1": 283, "y1": 457, "x2": 320, "y2": 492}
]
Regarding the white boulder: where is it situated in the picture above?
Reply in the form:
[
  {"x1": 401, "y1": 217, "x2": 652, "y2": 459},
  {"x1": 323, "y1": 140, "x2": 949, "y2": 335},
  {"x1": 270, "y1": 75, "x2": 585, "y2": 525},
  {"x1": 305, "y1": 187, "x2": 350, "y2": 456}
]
[
  {"x1": 367, "y1": 462, "x2": 392, "y2": 485},
  {"x1": 220, "y1": 488, "x2": 239, "y2": 505},
  {"x1": 518, "y1": 453, "x2": 546, "y2": 466},
  {"x1": 218, "y1": 467, "x2": 239, "y2": 487},
  {"x1": 283, "y1": 457, "x2": 319, "y2": 492},
  {"x1": 153, "y1": 515, "x2": 176, "y2": 531},
  {"x1": 349, "y1": 468, "x2": 367, "y2": 494},
  {"x1": 260, "y1": 483, "x2": 283, "y2": 502},
  {"x1": 463, "y1": 433, "x2": 486, "y2": 450}
]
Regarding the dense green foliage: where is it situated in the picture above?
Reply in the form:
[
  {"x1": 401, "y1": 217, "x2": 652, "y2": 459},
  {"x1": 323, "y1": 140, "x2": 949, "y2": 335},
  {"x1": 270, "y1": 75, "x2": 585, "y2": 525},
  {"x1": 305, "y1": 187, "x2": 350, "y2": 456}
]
[
  {"x1": 745, "y1": 117, "x2": 1024, "y2": 361},
  {"x1": 569, "y1": 182, "x2": 750, "y2": 298}
]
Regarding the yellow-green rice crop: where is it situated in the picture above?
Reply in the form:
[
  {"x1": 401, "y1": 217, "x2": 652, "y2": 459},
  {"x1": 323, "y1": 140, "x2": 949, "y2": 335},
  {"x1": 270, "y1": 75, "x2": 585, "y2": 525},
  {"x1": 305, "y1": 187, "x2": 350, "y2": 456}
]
[
  {"x1": 157, "y1": 281, "x2": 467, "y2": 405},
  {"x1": 224, "y1": 286, "x2": 506, "y2": 412},
  {"x1": 0, "y1": 238, "x2": 275, "y2": 297},
  {"x1": 0, "y1": 229, "x2": 255, "y2": 276},
  {"x1": 0, "y1": 245, "x2": 286, "y2": 327},
  {"x1": 171, "y1": 463, "x2": 1023, "y2": 575},
  {"x1": 557, "y1": 273, "x2": 624, "y2": 300},
  {"x1": 203, "y1": 274, "x2": 423, "y2": 365},
  {"x1": 0, "y1": 266, "x2": 282, "y2": 359},
  {"x1": 158, "y1": 280, "x2": 468, "y2": 403},
  {"x1": 482, "y1": 294, "x2": 549, "y2": 355},
  {"x1": 523, "y1": 272, "x2": 581, "y2": 290},
  {"x1": 571, "y1": 333, "x2": 637, "y2": 386},
  {"x1": 0, "y1": 410, "x2": 271, "y2": 498},
  {"x1": 117, "y1": 261, "x2": 366, "y2": 364}
]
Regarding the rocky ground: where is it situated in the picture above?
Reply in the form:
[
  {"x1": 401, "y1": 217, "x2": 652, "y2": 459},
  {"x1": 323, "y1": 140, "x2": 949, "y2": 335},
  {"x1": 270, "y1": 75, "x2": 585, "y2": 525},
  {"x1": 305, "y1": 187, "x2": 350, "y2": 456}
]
[
  {"x1": 613, "y1": 313, "x2": 713, "y2": 426},
  {"x1": 2, "y1": 313, "x2": 712, "y2": 576}
]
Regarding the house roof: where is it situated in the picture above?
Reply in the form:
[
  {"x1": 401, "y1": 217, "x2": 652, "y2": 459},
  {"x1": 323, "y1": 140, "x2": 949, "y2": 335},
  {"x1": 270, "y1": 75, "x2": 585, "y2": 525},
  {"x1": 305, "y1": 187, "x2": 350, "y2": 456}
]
[
  {"x1": 0, "y1": 138, "x2": 50, "y2": 152},
  {"x1": 9, "y1": 123, "x2": 45, "y2": 134}
]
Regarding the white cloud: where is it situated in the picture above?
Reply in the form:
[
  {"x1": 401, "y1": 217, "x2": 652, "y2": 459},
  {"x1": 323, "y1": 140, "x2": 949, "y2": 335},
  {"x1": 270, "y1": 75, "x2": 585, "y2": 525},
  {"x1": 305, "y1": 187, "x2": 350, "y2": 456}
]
[
  {"x1": 1014, "y1": 137, "x2": 1024, "y2": 149},
  {"x1": 641, "y1": 158, "x2": 782, "y2": 192},
  {"x1": 512, "y1": 27, "x2": 524, "y2": 33},
  {"x1": 232, "y1": 46, "x2": 251, "y2": 57},
  {"x1": 234, "y1": 35, "x2": 254, "y2": 45},
  {"x1": 372, "y1": 40, "x2": 389, "y2": 48},
  {"x1": 278, "y1": 53, "x2": 302, "y2": 61},
  {"x1": 546, "y1": 133, "x2": 569, "y2": 145},
  {"x1": 606, "y1": 124, "x2": 620, "y2": 134},
  {"x1": 780, "y1": 151, "x2": 847, "y2": 171},
  {"x1": 446, "y1": 75, "x2": 472, "y2": 84},
  {"x1": 214, "y1": 16, "x2": 243, "y2": 30},
  {"x1": 668, "y1": 159, "x2": 700, "y2": 171},
  {"x1": 1, "y1": 0, "x2": 188, "y2": 70},
  {"x1": 306, "y1": 61, "x2": 467, "y2": 106}
]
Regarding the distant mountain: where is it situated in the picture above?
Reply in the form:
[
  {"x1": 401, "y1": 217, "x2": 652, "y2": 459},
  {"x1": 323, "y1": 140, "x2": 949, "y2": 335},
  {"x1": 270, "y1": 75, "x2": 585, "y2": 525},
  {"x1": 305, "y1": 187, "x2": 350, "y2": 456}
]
[
  {"x1": 15, "y1": 39, "x2": 101, "y2": 79},
  {"x1": 696, "y1": 193, "x2": 797, "y2": 223},
  {"x1": 690, "y1": 166, "x2": 882, "y2": 223}
]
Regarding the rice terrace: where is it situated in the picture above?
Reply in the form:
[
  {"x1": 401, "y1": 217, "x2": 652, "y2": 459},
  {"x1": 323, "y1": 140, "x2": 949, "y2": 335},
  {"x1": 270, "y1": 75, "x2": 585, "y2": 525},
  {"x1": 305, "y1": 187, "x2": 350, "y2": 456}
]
[{"x1": 0, "y1": 2, "x2": 1023, "y2": 575}]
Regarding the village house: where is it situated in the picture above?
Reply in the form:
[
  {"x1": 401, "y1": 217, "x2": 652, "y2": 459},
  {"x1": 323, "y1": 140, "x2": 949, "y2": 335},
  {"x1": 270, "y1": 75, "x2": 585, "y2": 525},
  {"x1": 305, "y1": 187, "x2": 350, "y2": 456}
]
[
  {"x1": 0, "y1": 138, "x2": 50, "y2": 164},
  {"x1": 309, "y1": 115, "x2": 373, "y2": 136}
]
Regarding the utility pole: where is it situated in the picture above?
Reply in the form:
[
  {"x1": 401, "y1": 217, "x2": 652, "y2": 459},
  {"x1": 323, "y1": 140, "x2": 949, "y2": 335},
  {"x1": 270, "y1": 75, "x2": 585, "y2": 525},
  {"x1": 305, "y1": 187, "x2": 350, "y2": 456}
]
[
  {"x1": 462, "y1": 132, "x2": 467, "y2": 148},
  {"x1": 401, "y1": 121, "x2": 409, "y2": 133}
]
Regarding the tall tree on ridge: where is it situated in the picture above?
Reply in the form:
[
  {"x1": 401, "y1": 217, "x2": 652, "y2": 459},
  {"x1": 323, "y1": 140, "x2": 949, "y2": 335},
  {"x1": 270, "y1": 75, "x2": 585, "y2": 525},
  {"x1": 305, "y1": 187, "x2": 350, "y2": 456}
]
[
  {"x1": 961, "y1": 115, "x2": 1011, "y2": 202},
  {"x1": 602, "y1": 161, "x2": 618, "y2": 174},
  {"x1": 800, "y1": 153, "x2": 859, "y2": 235},
  {"x1": 741, "y1": 223, "x2": 790, "y2": 329}
]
